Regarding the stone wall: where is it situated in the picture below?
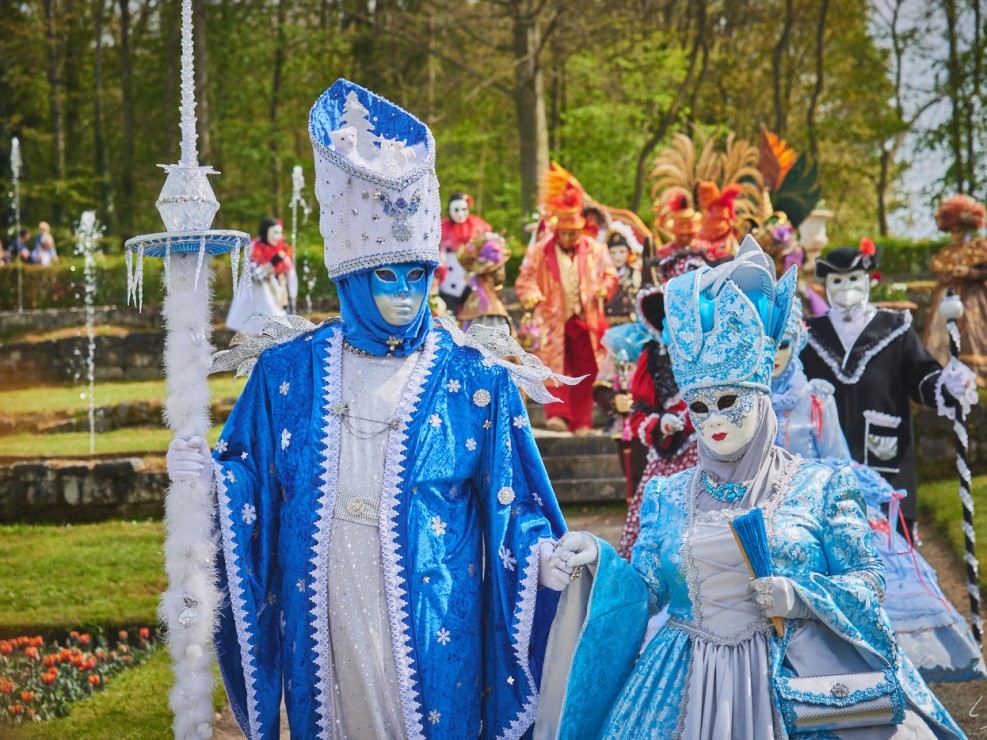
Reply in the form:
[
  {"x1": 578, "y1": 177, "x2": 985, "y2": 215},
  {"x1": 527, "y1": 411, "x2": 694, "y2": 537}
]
[{"x1": 0, "y1": 458, "x2": 168, "y2": 523}]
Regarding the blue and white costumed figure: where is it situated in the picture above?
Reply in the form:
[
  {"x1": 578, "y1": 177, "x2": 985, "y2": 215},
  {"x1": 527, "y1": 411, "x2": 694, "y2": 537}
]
[
  {"x1": 536, "y1": 236, "x2": 963, "y2": 739},
  {"x1": 167, "y1": 79, "x2": 571, "y2": 739},
  {"x1": 771, "y1": 303, "x2": 986, "y2": 684}
]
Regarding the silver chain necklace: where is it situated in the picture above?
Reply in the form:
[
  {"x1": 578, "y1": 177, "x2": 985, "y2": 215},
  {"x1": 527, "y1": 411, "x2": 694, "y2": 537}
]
[{"x1": 329, "y1": 401, "x2": 399, "y2": 440}]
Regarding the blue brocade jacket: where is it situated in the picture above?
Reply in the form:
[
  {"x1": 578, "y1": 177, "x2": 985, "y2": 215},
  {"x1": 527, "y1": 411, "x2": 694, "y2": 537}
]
[
  {"x1": 211, "y1": 322, "x2": 566, "y2": 739},
  {"x1": 545, "y1": 459, "x2": 963, "y2": 739}
]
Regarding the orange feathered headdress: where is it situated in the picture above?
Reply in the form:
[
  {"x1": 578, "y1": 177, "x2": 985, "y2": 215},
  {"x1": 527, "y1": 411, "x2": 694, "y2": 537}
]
[
  {"x1": 935, "y1": 194, "x2": 987, "y2": 233},
  {"x1": 540, "y1": 162, "x2": 586, "y2": 230}
]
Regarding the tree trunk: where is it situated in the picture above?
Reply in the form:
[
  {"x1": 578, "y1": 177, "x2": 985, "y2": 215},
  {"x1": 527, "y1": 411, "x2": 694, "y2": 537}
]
[
  {"x1": 512, "y1": 0, "x2": 548, "y2": 220},
  {"x1": 942, "y1": 0, "x2": 966, "y2": 192},
  {"x1": 771, "y1": 0, "x2": 794, "y2": 135},
  {"x1": 43, "y1": 0, "x2": 66, "y2": 224},
  {"x1": 193, "y1": 0, "x2": 212, "y2": 164},
  {"x1": 269, "y1": 0, "x2": 288, "y2": 216},
  {"x1": 92, "y1": 0, "x2": 112, "y2": 229},
  {"x1": 118, "y1": 0, "x2": 135, "y2": 236},
  {"x1": 805, "y1": 0, "x2": 828, "y2": 162},
  {"x1": 630, "y1": 0, "x2": 708, "y2": 213},
  {"x1": 876, "y1": 146, "x2": 890, "y2": 236}
]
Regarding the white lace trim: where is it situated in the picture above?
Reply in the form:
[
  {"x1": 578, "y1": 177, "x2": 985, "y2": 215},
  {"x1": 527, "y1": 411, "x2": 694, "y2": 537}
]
[
  {"x1": 214, "y1": 462, "x2": 262, "y2": 740},
  {"x1": 378, "y1": 331, "x2": 438, "y2": 740},
  {"x1": 310, "y1": 331, "x2": 344, "y2": 737},
  {"x1": 935, "y1": 359, "x2": 978, "y2": 421},
  {"x1": 862, "y1": 410, "x2": 902, "y2": 428},
  {"x1": 806, "y1": 311, "x2": 912, "y2": 385},
  {"x1": 498, "y1": 539, "x2": 549, "y2": 740}
]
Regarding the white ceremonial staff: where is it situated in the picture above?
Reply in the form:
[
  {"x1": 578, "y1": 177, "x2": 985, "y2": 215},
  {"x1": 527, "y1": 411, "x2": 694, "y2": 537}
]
[{"x1": 124, "y1": 0, "x2": 250, "y2": 736}]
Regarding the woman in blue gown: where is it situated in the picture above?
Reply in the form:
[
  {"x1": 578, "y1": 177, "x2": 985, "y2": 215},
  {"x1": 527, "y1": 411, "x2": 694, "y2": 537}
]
[
  {"x1": 535, "y1": 237, "x2": 963, "y2": 739},
  {"x1": 771, "y1": 304, "x2": 985, "y2": 683}
]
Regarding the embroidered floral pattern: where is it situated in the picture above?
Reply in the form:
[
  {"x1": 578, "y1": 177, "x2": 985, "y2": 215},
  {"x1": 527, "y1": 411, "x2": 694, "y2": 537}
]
[
  {"x1": 279, "y1": 381, "x2": 290, "y2": 396},
  {"x1": 216, "y1": 438, "x2": 228, "y2": 454},
  {"x1": 499, "y1": 546, "x2": 517, "y2": 571},
  {"x1": 498, "y1": 487, "x2": 516, "y2": 506},
  {"x1": 431, "y1": 516, "x2": 447, "y2": 537},
  {"x1": 280, "y1": 428, "x2": 292, "y2": 450},
  {"x1": 241, "y1": 503, "x2": 256, "y2": 525},
  {"x1": 466, "y1": 438, "x2": 477, "y2": 451},
  {"x1": 446, "y1": 379, "x2": 461, "y2": 393},
  {"x1": 473, "y1": 389, "x2": 491, "y2": 407},
  {"x1": 429, "y1": 414, "x2": 442, "y2": 428},
  {"x1": 435, "y1": 627, "x2": 451, "y2": 646}
]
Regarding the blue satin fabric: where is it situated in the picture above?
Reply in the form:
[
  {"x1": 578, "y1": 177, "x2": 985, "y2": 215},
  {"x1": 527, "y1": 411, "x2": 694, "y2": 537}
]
[
  {"x1": 212, "y1": 323, "x2": 566, "y2": 738},
  {"x1": 552, "y1": 463, "x2": 964, "y2": 739},
  {"x1": 337, "y1": 263, "x2": 435, "y2": 356}
]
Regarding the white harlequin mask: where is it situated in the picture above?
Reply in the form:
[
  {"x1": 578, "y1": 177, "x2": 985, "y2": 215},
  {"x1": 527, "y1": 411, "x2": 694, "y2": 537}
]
[{"x1": 449, "y1": 198, "x2": 469, "y2": 225}]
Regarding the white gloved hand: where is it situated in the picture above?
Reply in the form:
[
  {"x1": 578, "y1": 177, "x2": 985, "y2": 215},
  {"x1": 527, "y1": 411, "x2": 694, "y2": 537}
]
[
  {"x1": 166, "y1": 436, "x2": 212, "y2": 487},
  {"x1": 539, "y1": 540, "x2": 571, "y2": 591},
  {"x1": 750, "y1": 576, "x2": 811, "y2": 619},
  {"x1": 550, "y1": 531, "x2": 600, "y2": 586},
  {"x1": 659, "y1": 413, "x2": 685, "y2": 435}
]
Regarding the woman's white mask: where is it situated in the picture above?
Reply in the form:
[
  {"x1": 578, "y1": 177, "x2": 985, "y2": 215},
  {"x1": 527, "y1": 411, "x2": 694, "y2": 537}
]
[
  {"x1": 772, "y1": 335, "x2": 795, "y2": 378},
  {"x1": 685, "y1": 386, "x2": 761, "y2": 456},
  {"x1": 825, "y1": 269, "x2": 870, "y2": 310}
]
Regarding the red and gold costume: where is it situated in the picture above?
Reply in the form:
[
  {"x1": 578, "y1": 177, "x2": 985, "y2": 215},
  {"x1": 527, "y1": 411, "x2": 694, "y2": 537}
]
[{"x1": 515, "y1": 164, "x2": 618, "y2": 432}]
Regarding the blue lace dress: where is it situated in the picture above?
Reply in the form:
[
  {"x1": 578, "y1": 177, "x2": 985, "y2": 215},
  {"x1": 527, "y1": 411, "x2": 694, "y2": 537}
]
[
  {"x1": 536, "y1": 456, "x2": 964, "y2": 739},
  {"x1": 773, "y1": 365, "x2": 985, "y2": 683}
]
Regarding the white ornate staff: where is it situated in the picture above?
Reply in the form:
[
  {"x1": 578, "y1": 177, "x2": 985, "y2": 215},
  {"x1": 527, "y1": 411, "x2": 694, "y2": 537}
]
[
  {"x1": 288, "y1": 164, "x2": 310, "y2": 314},
  {"x1": 124, "y1": 0, "x2": 249, "y2": 736}
]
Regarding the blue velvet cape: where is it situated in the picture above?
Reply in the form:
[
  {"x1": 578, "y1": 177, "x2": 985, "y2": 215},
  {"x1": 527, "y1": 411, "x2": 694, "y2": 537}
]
[{"x1": 211, "y1": 321, "x2": 566, "y2": 738}]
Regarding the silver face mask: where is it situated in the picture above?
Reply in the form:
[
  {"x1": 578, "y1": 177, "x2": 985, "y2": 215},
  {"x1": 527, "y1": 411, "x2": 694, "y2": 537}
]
[
  {"x1": 825, "y1": 270, "x2": 870, "y2": 310},
  {"x1": 685, "y1": 386, "x2": 761, "y2": 456}
]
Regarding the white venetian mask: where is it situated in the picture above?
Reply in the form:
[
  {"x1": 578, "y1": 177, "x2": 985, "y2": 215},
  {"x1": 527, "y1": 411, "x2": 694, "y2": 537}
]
[
  {"x1": 266, "y1": 223, "x2": 283, "y2": 245},
  {"x1": 772, "y1": 335, "x2": 795, "y2": 378},
  {"x1": 686, "y1": 386, "x2": 761, "y2": 456}
]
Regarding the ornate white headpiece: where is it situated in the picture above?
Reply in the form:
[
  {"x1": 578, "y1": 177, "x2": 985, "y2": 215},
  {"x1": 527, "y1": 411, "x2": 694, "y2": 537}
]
[{"x1": 309, "y1": 79, "x2": 441, "y2": 280}]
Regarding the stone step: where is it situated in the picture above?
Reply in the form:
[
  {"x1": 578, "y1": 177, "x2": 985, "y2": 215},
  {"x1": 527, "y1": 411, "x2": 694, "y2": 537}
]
[
  {"x1": 551, "y1": 477, "x2": 628, "y2": 504},
  {"x1": 540, "y1": 453, "x2": 623, "y2": 481}
]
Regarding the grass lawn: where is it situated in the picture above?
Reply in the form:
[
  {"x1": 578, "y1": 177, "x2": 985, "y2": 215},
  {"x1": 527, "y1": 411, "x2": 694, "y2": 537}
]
[
  {"x1": 0, "y1": 521, "x2": 165, "y2": 637},
  {"x1": 0, "y1": 425, "x2": 225, "y2": 457},
  {"x1": 0, "y1": 377, "x2": 245, "y2": 417},
  {"x1": 919, "y1": 473, "x2": 987, "y2": 592}
]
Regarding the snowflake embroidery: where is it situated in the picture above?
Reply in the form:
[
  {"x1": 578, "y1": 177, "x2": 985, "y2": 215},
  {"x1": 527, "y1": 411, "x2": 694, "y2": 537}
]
[
  {"x1": 435, "y1": 627, "x2": 451, "y2": 646},
  {"x1": 429, "y1": 414, "x2": 442, "y2": 428},
  {"x1": 468, "y1": 562, "x2": 477, "y2": 577},
  {"x1": 281, "y1": 429, "x2": 292, "y2": 450},
  {"x1": 532, "y1": 491, "x2": 544, "y2": 507},
  {"x1": 296, "y1": 579, "x2": 305, "y2": 593},
  {"x1": 466, "y1": 438, "x2": 477, "y2": 451},
  {"x1": 473, "y1": 389, "x2": 491, "y2": 407},
  {"x1": 431, "y1": 516, "x2": 447, "y2": 536},
  {"x1": 215, "y1": 438, "x2": 228, "y2": 454},
  {"x1": 240, "y1": 451, "x2": 249, "y2": 460},
  {"x1": 499, "y1": 545, "x2": 516, "y2": 571},
  {"x1": 483, "y1": 419, "x2": 492, "y2": 430},
  {"x1": 241, "y1": 503, "x2": 257, "y2": 525},
  {"x1": 446, "y1": 379, "x2": 461, "y2": 393},
  {"x1": 279, "y1": 381, "x2": 290, "y2": 396},
  {"x1": 429, "y1": 710, "x2": 441, "y2": 725},
  {"x1": 226, "y1": 470, "x2": 237, "y2": 484},
  {"x1": 512, "y1": 414, "x2": 528, "y2": 429}
]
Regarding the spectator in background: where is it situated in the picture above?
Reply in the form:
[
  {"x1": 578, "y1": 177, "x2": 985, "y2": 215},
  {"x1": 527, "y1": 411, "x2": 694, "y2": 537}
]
[
  {"x1": 33, "y1": 222, "x2": 56, "y2": 257},
  {"x1": 30, "y1": 232, "x2": 58, "y2": 267},
  {"x1": 12, "y1": 228, "x2": 32, "y2": 263}
]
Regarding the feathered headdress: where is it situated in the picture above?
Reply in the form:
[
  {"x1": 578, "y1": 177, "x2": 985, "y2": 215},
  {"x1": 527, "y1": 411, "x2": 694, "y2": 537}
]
[
  {"x1": 540, "y1": 162, "x2": 586, "y2": 230},
  {"x1": 936, "y1": 194, "x2": 987, "y2": 233},
  {"x1": 758, "y1": 129, "x2": 820, "y2": 229}
]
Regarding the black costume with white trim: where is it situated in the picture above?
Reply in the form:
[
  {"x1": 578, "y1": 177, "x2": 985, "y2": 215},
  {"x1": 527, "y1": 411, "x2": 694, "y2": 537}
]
[{"x1": 801, "y1": 308, "x2": 941, "y2": 522}]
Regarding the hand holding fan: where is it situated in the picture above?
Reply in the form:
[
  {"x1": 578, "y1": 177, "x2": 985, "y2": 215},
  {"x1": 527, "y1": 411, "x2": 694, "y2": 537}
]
[{"x1": 730, "y1": 507, "x2": 785, "y2": 637}]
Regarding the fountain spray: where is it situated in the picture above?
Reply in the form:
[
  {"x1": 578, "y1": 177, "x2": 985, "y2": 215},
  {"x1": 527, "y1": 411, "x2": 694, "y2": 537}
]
[
  {"x1": 124, "y1": 0, "x2": 250, "y2": 735},
  {"x1": 10, "y1": 137, "x2": 22, "y2": 313},
  {"x1": 75, "y1": 211, "x2": 100, "y2": 455}
]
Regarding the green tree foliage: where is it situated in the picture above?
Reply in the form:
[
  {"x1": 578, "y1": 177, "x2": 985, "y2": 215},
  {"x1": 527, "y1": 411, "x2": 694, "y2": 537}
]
[{"x1": 0, "y1": 0, "x2": 976, "y2": 251}]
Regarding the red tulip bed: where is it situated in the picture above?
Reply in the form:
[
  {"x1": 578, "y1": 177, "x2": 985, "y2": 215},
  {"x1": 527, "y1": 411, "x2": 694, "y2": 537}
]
[{"x1": 0, "y1": 629, "x2": 155, "y2": 727}]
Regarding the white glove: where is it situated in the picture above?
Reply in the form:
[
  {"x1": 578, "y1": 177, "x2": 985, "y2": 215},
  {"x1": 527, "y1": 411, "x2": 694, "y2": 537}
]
[
  {"x1": 166, "y1": 436, "x2": 212, "y2": 487},
  {"x1": 550, "y1": 531, "x2": 600, "y2": 586},
  {"x1": 539, "y1": 540, "x2": 571, "y2": 591},
  {"x1": 937, "y1": 360, "x2": 979, "y2": 421},
  {"x1": 659, "y1": 413, "x2": 685, "y2": 435},
  {"x1": 750, "y1": 576, "x2": 811, "y2": 619}
]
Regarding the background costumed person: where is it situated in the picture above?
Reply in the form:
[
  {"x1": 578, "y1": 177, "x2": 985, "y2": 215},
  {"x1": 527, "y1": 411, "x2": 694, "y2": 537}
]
[
  {"x1": 614, "y1": 282, "x2": 697, "y2": 559},
  {"x1": 773, "y1": 304, "x2": 986, "y2": 683},
  {"x1": 168, "y1": 79, "x2": 571, "y2": 739},
  {"x1": 226, "y1": 218, "x2": 293, "y2": 334},
  {"x1": 800, "y1": 238, "x2": 979, "y2": 542},
  {"x1": 456, "y1": 230, "x2": 512, "y2": 333},
  {"x1": 924, "y1": 194, "x2": 987, "y2": 386},
  {"x1": 438, "y1": 192, "x2": 491, "y2": 316},
  {"x1": 515, "y1": 163, "x2": 619, "y2": 435},
  {"x1": 535, "y1": 236, "x2": 962, "y2": 739}
]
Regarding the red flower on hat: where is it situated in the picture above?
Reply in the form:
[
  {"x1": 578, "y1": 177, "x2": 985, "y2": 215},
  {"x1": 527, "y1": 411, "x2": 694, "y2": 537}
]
[{"x1": 859, "y1": 237, "x2": 876, "y2": 256}]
